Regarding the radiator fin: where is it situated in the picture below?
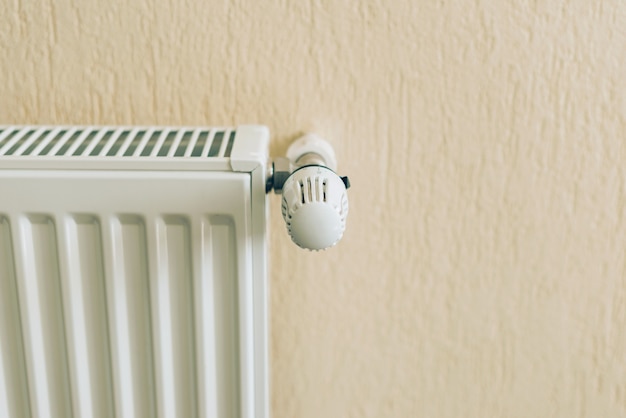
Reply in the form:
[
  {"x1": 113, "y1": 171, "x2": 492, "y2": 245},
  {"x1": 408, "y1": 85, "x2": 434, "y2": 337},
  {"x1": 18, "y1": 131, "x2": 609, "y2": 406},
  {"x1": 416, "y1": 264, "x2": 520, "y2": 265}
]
[
  {"x1": 15, "y1": 216, "x2": 73, "y2": 418},
  {"x1": 149, "y1": 216, "x2": 196, "y2": 417},
  {"x1": 107, "y1": 216, "x2": 156, "y2": 418},
  {"x1": 0, "y1": 217, "x2": 30, "y2": 418},
  {"x1": 207, "y1": 216, "x2": 240, "y2": 418},
  {"x1": 60, "y1": 216, "x2": 114, "y2": 418}
]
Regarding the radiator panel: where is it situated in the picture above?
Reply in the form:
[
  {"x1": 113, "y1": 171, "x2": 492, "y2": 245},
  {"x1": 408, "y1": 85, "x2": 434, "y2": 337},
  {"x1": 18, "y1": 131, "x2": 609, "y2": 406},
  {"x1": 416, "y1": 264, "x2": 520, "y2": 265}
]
[{"x1": 0, "y1": 167, "x2": 262, "y2": 418}]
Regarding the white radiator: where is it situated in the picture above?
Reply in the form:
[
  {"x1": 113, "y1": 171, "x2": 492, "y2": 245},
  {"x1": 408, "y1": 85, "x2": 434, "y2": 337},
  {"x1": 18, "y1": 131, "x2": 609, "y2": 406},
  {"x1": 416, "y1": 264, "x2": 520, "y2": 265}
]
[{"x1": 0, "y1": 125, "x2": 269, "y2": 418}]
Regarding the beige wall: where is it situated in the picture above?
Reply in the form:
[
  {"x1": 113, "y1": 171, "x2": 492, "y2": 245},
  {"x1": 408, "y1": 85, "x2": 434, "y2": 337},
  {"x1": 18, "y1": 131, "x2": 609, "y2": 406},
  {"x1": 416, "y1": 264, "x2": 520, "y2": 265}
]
[{"x1": 2, "y1": 1, "x2": 626, "y2": 416}]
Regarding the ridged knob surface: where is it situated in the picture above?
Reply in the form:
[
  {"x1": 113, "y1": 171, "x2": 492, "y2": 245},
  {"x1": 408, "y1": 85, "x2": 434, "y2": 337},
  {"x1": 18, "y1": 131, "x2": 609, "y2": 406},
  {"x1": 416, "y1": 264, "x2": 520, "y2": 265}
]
[{"x1": 281, "y1": 165, "x2": 349, "y2": 250}]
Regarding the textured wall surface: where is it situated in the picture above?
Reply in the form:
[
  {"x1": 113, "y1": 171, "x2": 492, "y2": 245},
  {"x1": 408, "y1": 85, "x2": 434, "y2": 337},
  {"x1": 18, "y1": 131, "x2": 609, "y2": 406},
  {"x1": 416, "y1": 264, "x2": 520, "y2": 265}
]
[{"x1": 2, "y1": 1, "x2": 626, "y2": 417}]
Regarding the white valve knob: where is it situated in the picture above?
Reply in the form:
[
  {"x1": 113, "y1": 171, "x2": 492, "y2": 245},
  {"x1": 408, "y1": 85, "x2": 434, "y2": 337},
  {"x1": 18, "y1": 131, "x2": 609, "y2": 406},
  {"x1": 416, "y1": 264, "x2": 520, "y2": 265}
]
[{"x1": 281, "y1": 165, "x2": 349, "y2": 250}]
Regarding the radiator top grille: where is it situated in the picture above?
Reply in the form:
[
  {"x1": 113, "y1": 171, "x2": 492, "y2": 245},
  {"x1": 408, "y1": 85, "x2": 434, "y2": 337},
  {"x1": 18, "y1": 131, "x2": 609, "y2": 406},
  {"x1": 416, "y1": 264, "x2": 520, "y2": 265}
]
[{"x1": 0, "y1": 127, "x2": 236, "y2": 159}]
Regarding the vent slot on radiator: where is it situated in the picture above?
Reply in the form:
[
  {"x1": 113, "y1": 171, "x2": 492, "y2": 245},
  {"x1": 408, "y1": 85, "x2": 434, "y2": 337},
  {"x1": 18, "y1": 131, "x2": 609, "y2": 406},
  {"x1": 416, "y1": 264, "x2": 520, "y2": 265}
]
[{"x1": 0, "y1": 127, "x2": 236, "y2": 159}]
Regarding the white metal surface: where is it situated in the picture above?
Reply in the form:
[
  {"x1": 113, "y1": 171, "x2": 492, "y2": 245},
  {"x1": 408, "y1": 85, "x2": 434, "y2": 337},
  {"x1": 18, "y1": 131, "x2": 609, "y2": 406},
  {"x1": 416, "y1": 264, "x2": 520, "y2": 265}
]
[{"x1": 0, "y1": 125, "x2": 269, "y2": 418}]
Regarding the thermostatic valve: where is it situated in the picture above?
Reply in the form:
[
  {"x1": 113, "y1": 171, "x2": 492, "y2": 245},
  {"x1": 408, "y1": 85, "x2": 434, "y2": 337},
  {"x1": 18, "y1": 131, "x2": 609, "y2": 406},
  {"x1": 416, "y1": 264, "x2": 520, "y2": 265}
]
[
  {"x1": 282, "y1": 165, "x2": 349, "y2": 250},
  {"x1": 269, "y1": 134, "x2": 350, "y2": 251}
]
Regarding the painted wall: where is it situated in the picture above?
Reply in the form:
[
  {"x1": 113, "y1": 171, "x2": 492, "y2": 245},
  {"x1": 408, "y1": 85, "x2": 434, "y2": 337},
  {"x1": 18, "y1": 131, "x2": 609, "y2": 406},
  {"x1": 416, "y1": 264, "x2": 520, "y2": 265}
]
[{"x1": 2, "y1": 1, "x2": 625, "y2": 416}]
